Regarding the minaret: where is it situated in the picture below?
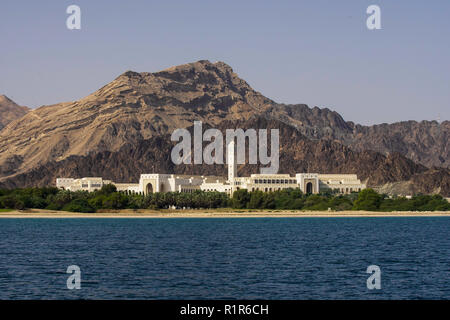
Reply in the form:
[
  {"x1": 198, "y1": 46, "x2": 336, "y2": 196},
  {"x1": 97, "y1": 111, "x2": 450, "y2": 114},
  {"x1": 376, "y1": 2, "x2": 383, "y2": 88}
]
[{"x1": 227, "y1": 140, "x2": 237, "y2": 182}]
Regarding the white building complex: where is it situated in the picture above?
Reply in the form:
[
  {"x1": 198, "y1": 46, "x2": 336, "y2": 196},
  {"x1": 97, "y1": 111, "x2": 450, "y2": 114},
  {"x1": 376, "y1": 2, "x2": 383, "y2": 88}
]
[{"x1": 57, "y1": 142, "x2": 366, "y2": 195}]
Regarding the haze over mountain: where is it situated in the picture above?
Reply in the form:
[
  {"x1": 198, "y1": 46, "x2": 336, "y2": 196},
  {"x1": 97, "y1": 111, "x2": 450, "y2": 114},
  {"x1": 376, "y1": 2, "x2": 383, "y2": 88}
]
[
  {"x1": 0, "y1": 95, "x2": 29, "y2": 130},
  {"x1": 0, "y1": 61, "x2": 448, "y2": 195}
]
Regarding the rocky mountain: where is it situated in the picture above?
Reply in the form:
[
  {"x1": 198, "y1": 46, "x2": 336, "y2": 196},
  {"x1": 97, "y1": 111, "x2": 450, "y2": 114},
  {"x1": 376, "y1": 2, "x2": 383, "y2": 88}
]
[
  {"x1": 0, "y1": 60, "x2": 448, "y2": 195},
  {"x1": 0, "y1": 95, "x2": 29, "y2": 130},
  {"x1": 267, "y1": 104, "x2": 449, "y2": 168},
  {"x1": 348, "y1": 121, "x2": 449, "y2": 169}
]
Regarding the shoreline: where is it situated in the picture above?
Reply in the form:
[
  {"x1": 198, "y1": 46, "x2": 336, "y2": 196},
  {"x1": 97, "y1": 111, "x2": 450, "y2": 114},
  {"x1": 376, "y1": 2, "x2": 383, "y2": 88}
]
[{"x1": 0, "y1": 209, "x2": 450, "y2": 218}]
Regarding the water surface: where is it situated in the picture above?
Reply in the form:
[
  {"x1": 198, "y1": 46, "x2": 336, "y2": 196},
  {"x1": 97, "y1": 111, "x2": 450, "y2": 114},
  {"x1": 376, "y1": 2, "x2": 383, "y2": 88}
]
[{"x1": 0, "y1": 217, "x2": 449, "y2": 299}]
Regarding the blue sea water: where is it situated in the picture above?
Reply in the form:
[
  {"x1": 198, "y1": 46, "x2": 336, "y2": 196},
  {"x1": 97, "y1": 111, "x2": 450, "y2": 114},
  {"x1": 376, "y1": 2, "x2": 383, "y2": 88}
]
[{"x1": 0, "y1": 217, "x2": 449, "y2": 299}]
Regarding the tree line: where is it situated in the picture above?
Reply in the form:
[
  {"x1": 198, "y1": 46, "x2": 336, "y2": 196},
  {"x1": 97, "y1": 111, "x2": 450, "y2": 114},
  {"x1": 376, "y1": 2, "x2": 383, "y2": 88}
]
[
  {"x1": 231, "y1": 188, "x2": 450, "y2": 211},
  {"x1": 0, "y1": 185, "x2": 448, "y2": 213},
  {"x1": 0, "y1": 184, "x2": 229, "y2": 212}
]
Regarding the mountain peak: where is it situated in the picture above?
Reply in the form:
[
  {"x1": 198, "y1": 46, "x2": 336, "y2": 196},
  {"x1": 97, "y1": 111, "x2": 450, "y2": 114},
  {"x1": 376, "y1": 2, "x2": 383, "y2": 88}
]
[
  {"x1": 100, "y1": 59, "x2": 255, "y2": 105},
  {"x1": 0, "y1": 94, "x2": 13, "y2": 104},
  {"x1": 0, "y1": 95, "x2": 29, "y2": 130},
  {"x1": 151, "y1": 60, "x2": 235, "y2": 77},
  {"x1": 117, "y1": 60, "x2": 235, "y2": 80},
  {"x1": 0, "y1": 94, "x2": 24, "y2": 109},
  {"x1": 120, "y1": 70, "x2": 141, "y2": 78}
]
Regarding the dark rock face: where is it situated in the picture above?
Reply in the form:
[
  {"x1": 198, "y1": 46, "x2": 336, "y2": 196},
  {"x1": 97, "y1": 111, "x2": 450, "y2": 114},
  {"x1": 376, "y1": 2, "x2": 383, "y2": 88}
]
[
  {"x1": 409, "y1": 168, "x2": 450, "y2": 196},
  {"x1": 0, "y1": 61, "x2": 447, "y2": 195},
  {"x1": 347, "y1": 121, "x2": 449, "y2": 169}
]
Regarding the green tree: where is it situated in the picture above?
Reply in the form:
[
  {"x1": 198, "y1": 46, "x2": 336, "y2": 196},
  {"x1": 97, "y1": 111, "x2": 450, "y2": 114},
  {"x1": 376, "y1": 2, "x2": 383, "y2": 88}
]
[
  {"x1": 328, "y1": 195, "x2": 353, "y2": 211},
  {"x1": 102, "y1": 192, "x2": 128, "y2": 209},
  {"x1": 248, "y1": 191, "x2": 265, "y2": 209},
  {"x1": 62, "y1": 199, "x2": 95, "y2": 213},
  {"x1": 99, "y1": 184, "x2": 117, "y2": 195},
  {"x1": 353, "y1": 189, "x2": 382, "y2": 211},
  {"x1": 232, "y1": 189, "x2": 250, "y2": 209}
]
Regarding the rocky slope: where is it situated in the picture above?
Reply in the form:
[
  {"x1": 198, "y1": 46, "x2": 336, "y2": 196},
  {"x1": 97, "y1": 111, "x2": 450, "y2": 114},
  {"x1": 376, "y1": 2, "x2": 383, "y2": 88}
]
[
  {"x1": 348, "y1": 121, "x2": 449, "y2": 169},
  {"x1": 0, "y1": 95, "x2": 29, "y2": 130},
  {"x1": 0, "y1": 60, "x2": 447, "y2": 194},
  {"x1": 267, "y1": 105, "x2": 449, "y2": 168},
  {"x1": 376, "y1": 168, "x2": 450, "y2": 197}
]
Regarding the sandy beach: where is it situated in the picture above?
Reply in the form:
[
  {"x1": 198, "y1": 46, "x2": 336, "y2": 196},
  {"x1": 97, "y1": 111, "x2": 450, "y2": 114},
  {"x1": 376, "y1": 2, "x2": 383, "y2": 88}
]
[{"x1": 0, "y1": 208, "x2": 449, "y2": 218}]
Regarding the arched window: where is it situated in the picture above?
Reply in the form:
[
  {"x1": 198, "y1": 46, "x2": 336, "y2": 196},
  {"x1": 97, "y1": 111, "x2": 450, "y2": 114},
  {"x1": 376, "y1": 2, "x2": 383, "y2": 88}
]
[
  {"x1": 306, "y1": 182, "x2": 313, "y2": 194},
  {"x1": 146, "y1": 183, "x2": 153, "y2": 194}
]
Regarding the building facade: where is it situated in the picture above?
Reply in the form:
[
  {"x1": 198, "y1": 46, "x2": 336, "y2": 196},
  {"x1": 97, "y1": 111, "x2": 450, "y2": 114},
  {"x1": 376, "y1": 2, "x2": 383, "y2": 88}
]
[{"x1": 57, "y1": 142, "x2": 366, "y2": 195}]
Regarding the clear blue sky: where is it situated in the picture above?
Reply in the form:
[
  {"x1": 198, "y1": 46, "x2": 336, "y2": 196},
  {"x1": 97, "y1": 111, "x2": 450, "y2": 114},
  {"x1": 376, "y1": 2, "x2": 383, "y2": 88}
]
[{"x1": 1, "y1": 0, "x2": 449, "y2": 125}]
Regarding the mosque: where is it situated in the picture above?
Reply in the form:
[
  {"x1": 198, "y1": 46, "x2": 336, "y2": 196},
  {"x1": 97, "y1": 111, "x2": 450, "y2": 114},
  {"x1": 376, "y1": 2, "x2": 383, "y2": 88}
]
[{"x1": 57, "y1": 141, "x2": 366, "y2": 195}]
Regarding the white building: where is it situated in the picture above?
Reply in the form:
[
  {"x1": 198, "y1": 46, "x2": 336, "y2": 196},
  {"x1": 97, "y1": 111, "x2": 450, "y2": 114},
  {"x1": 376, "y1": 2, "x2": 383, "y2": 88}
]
[
  {"x1": 57, "y1": 142, "x2": 366, "y2": 195},
  {"x1": 318, "y1": 174, "x2": 366, "y2": 194},
  {"x1": 56, "y1": 177, "x2": 108, "y2": 192}
]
